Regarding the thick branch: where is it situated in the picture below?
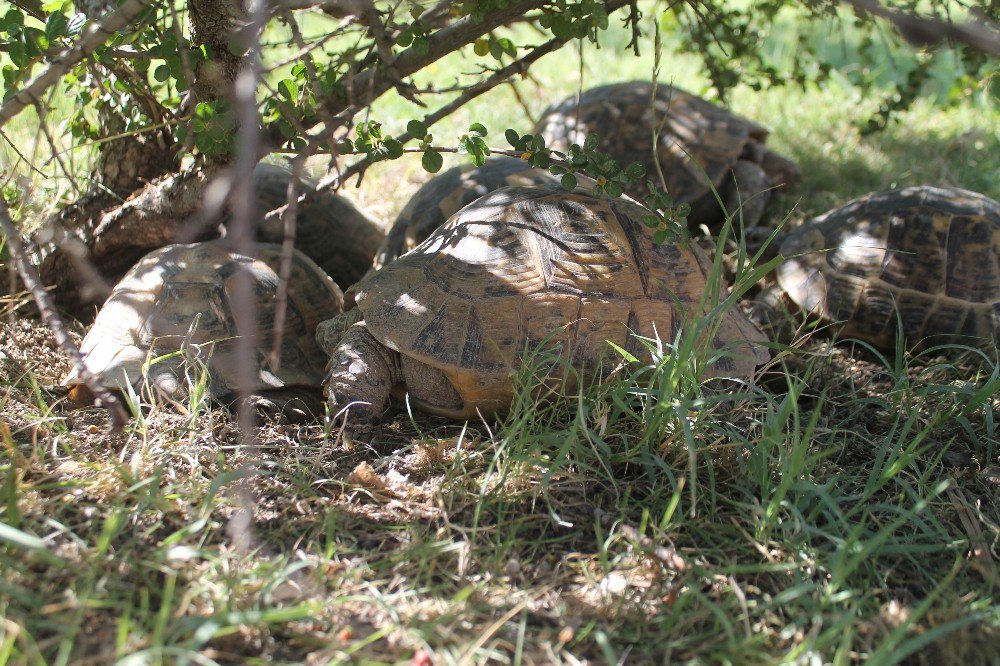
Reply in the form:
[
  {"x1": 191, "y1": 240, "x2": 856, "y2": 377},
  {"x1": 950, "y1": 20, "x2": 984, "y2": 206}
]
[
  {"x1": 0, "y1": 0, "x2": 159, "y2": 128},
  {"x1": 841, "y1": 0, "x2": 1000, "y2": 55}
]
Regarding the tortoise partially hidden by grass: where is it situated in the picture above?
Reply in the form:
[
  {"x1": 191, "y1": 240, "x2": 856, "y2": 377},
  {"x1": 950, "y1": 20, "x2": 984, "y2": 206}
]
[
  {"x1": 534, "y1": 81, "x2": 801, "y2": 230},
  {"x1": 766, "y1": 185, "x2": 1000, "y2": 351},
  {"x1": 319, "y1": 185, "x2": 770, "y2": 425},
  {"x1": 65, "y1": 240, "x2": 344, "y2": 417}
]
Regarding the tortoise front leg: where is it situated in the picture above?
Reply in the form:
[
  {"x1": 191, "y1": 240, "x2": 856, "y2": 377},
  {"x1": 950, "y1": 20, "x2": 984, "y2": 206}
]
[{"x1": 325, "y1": 321, "x2": 401, "y2": 425}]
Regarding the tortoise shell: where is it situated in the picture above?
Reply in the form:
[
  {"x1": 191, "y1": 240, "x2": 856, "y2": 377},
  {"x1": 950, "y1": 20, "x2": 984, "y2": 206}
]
[
  {"x1": 68, "y1": 240, "x2": 344, "y2": 399},
  {"x1": 776, "y1": 185, "x2": 1000, "y2": 350},
  {"x1": 533, "y1": 81, "x2": 795, "y2": 225},
  {"x1": 350, "y1": 185, "x2": 770, "y2": 416},
  {"x1": 372, "y1": 156, "x2": 561, "y2": 270},
  {"x1": 251, "y1": 163, "x2": 386, "y2": 287}
]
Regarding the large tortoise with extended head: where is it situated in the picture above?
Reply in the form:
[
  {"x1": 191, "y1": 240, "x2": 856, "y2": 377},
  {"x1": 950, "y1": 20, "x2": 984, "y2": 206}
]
[
  {"x1": 534, "y1": 81, "x2": 800, "y2": 230},
  {"x1": 66, "y1": 240, "x2": 344, "y2": 417},
  {"x1": 767, "y1": 185, "x2": 1000, "y2": 350},
  {"x1": 372, "y1": 156, "x2": 564, "y2": 270},
  {"x1": 319, "y1": 184, "x2": 770, "y2": 424}
]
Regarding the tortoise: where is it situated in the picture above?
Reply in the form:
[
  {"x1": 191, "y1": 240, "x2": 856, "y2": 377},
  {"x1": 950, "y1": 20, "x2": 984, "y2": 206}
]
[
  {"x1": 533, "y1": 81, "x2": 801, "y2": 230},
  {"x1": 318, "y1": 184, "x2": 770, "y2": 424},
  {"x1": 65, "y1": 240, "x2": 344, "y2": 417},
  {"x1": 762, "y1": 185, "x2": 1000, "y2": 351},
  {"x1": 250, "y1": 163, "x2": 386, "y2": 288},
  {"x1": 371, "y1": 156, "x2": 565, "y2": 271}
]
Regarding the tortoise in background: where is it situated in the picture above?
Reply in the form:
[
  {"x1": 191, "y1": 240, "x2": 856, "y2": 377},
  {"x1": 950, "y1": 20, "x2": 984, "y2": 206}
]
[
  {"x1": 766, "y1": 185, "x2": 1000, "y2": 351},
  {"x1": 66, "y1": 240, "x2": 344, "y2": 417},
  {"x1": 319, "y1": 185, "x2": 770, "y2": 424},
  {"x1": 534, "y1": 81, "x2": 800, "y2": 230},
  {"x1": 250, "y1": 163, "x2": 386, "y2": 288},
  {"x1": 371, "y1": 156, "x2": 565, "y2": 271}
]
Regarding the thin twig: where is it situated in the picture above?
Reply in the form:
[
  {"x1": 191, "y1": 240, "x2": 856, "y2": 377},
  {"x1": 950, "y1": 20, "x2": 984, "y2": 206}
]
[
  {"x1": 35, "y1": 104, "x2": 82, "y2": 198},
  {"x1": 0, "y1": 198, "x2": 129, "y2": 430},
  {"x1": 0, "y1": 128, "x2": 49, "y2": 180},
  {"x1": 229, "y1": 0, "x2": 270, "y2": 438},
  {"x1": 267, "y1": 157, "x2": 305, "y2": 371}
]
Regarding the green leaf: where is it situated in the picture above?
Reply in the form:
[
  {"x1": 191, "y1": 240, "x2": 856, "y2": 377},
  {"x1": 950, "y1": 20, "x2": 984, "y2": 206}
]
[
  {"x1": 473, "y1": 38, "x2": 489, "y2": 56},
  {"x1": 278, "y1": 78, "x2": 298, "y2": 103},
  {"x1": 625, "y1": 162, "x2": 645, "y2": 180},
  {"x1": 653, "y1": 227, "x2": 668, "y2": 244},
  {"x1": 406, "y1": 119, "x2": 427, "y2": 138},
  {"x1": 583, "y1": 132, "x2": 600, "y2": 151},
  {"x1": 497, "y1": 37, "x2": 516, "y2": 56},
  {"x1": 471, "y1": 136, "x2": 490, "y2": 155},
  {"x1": 383, "y1": 137, "x2": 404, "y2": 159},
  {"x1": 488, "y1": 37, "x2": 503, "y2": 60},
  {"x1": 422, "y1": 148, "x2": 443, "y2": 173},
  {"x1": 560, "y1": 173, "x2": 577, "y2": 190},
  {"x1": 605, "y1": 181, "x2": 622, "y2": 198},
  {"x1": 468, "y1": 122, "x2": 487, "y2": 137},
  {"x1": 153, "y1": 64, "x2": 170, "y2": 82},
  {"x1": 44, "y1": 12, "x2": 68, "y2": 41},
  {"x1": 505, "y1": 128, "x2": 520, "y2": 148},
  {"x1": 4, "y1": 8, "x2": 24, "y2": 27}
]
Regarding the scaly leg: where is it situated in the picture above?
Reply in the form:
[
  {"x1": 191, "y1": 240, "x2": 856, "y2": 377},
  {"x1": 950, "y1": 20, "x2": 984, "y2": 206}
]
[{"x1": 325, "y1": 322, "x2": 401, "y2": 425}]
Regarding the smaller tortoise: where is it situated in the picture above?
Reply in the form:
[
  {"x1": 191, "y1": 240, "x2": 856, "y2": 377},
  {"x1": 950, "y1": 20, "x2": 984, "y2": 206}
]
[
  {"x1": 66, "y1": 240, "x2": 344, "y2": 416},
  {"x1": 319, "y1": 185, "x2": 770, "y2": 424},
  {"x1": 534, "y1": 81, "x2": 800, "y2": 230},
  {"x1": 372, "y1": 156, "x2": 564, "y2": 270},
  {"x1": 766, "y1": 185, "x2": 1000, "y2": 350},
  {"x1": 250, "y1": 163, "x2": 386, "y2": 288}
]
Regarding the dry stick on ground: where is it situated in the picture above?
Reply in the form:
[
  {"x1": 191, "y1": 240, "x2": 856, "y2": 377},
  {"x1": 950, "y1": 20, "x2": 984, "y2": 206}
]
[
  {"x1": 0, "y1": 200, "x2": 129, "y2": 429},
  {"x1": 0, "y1": 0, "x2": 160, "y2": 128}
]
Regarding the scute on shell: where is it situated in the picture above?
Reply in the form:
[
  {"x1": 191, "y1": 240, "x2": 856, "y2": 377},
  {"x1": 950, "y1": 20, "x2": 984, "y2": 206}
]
[{"x1": 373, "y1": 156, "x2": 563, "y2": 270}]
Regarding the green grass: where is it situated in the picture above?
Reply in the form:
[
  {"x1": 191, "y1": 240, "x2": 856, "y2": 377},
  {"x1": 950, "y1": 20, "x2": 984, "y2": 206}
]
[{"x1": 2, "y1": 3, "x2": 1000, "y2": 665}]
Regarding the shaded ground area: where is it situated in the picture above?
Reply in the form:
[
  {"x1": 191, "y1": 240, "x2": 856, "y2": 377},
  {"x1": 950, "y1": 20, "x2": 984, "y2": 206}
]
[{"x1": 2, "y1": 313, "x2": 997, "y2": 664}]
